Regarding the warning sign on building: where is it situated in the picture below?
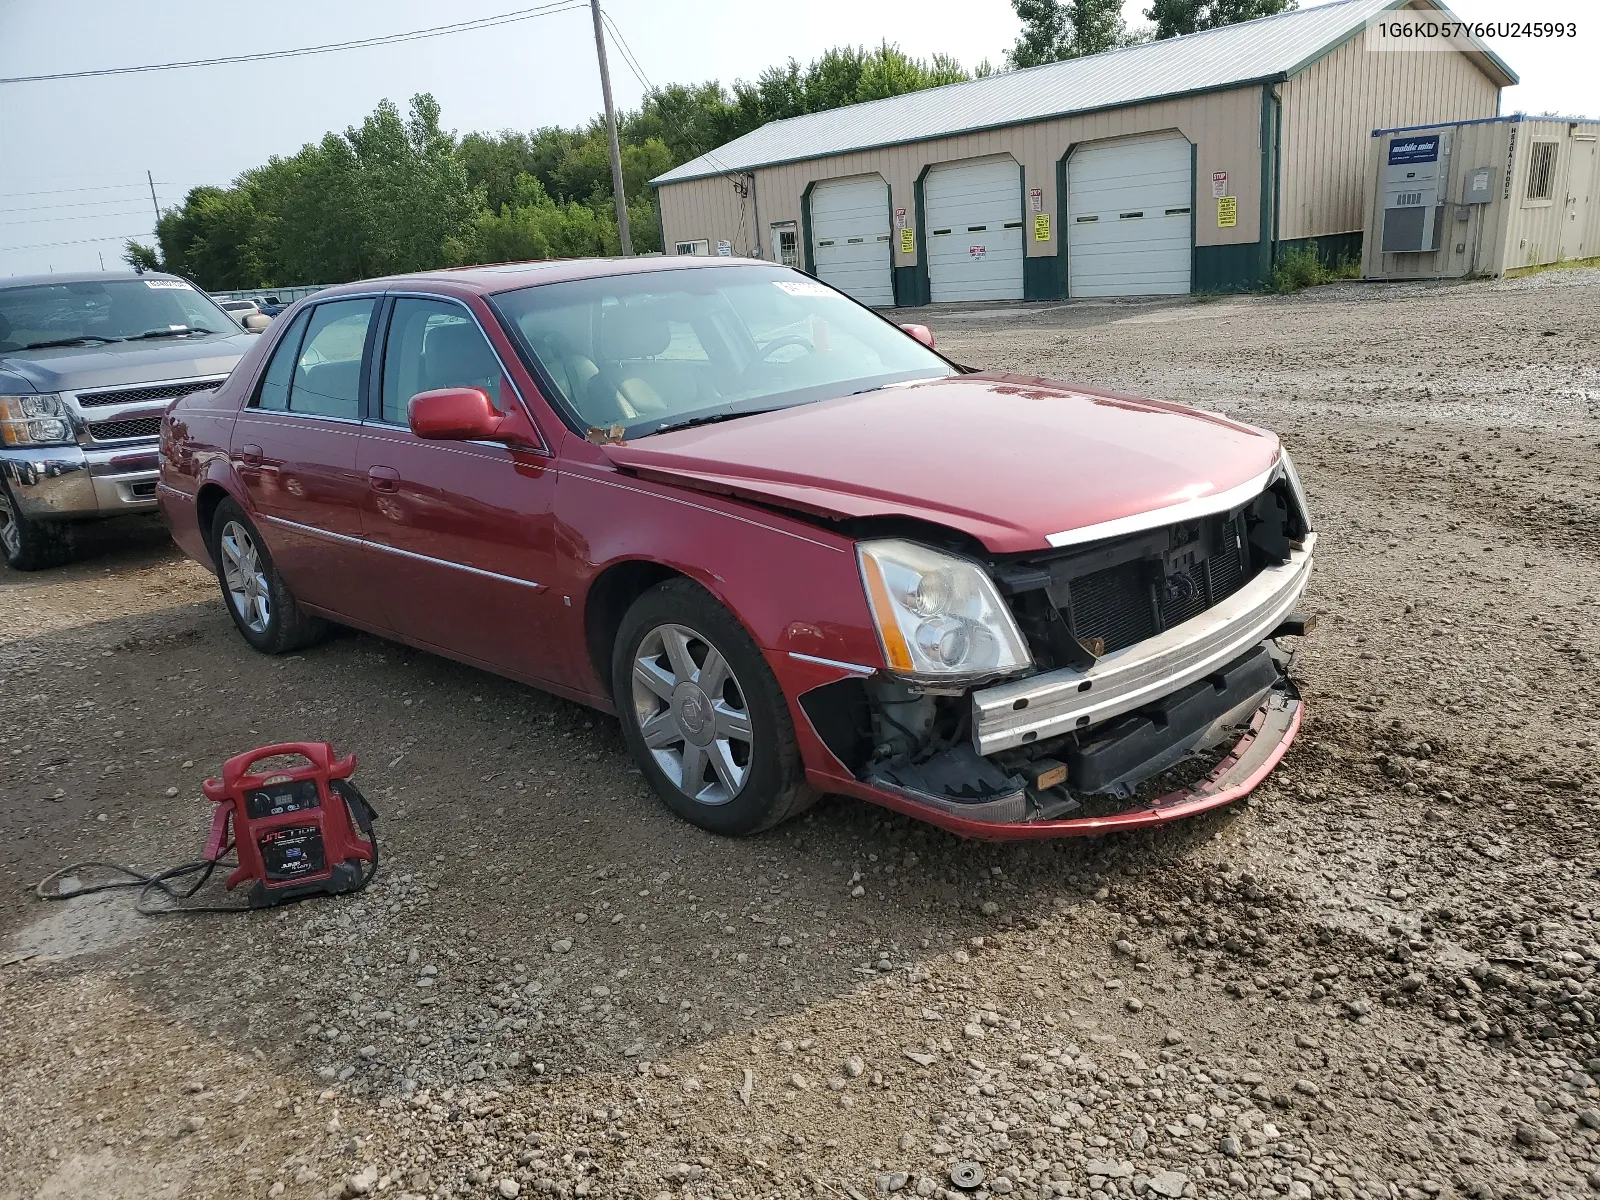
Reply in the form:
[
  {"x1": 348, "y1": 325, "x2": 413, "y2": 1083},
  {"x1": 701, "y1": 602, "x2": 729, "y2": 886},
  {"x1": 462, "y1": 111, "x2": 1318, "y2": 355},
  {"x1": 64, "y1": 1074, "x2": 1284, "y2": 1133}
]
[
  {"x1": 1216, "y1": 196, "x2": 1237, "y2": 228},
  {"x1": 899, "y1": 227, "x2": 915, "y2": 254},
  {"x1": 1033, "y1": 213, "x2": 1050, "y2": 241},
  {"x1": 1030, "y1": 187, "x2": 1044, "y2": 213},
  {"x1": 1211, "y1": 171, "x2": 1228, "y2": 199},
  {"x1": 969, "y1": 245, "x2": 986, "y2": 260}
]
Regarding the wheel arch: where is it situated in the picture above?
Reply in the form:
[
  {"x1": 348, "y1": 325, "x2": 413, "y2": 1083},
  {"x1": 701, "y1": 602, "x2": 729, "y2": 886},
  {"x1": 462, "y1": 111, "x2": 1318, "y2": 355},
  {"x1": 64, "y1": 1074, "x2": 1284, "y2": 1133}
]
[
  {"x1": 195, "y1": 482, "x2": 233, "y2": 548},
  {"x1": 583, "y1": 559, "x2": 692, "y2": 701}
]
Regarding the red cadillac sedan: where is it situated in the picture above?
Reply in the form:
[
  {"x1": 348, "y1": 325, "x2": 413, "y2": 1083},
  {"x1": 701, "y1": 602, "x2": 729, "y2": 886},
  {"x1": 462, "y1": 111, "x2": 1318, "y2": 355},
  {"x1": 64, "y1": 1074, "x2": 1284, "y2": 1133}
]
[{"x1": 159, "y1": 258, "x2": 1316, "y2": 839}]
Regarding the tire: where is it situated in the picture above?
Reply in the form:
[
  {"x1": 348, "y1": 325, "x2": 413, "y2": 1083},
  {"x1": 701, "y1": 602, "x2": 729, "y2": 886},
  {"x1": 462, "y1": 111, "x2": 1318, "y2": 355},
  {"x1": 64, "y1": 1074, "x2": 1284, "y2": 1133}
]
[
  {"x1": 208, "y1": 498, "x2": 327, "y2": 654},
  {"x1": 612, "y1": 578, "x2": 818, "y2": 837},
  {"x1": 0, "y1": 479, "x2": 75, "y2": 571}
]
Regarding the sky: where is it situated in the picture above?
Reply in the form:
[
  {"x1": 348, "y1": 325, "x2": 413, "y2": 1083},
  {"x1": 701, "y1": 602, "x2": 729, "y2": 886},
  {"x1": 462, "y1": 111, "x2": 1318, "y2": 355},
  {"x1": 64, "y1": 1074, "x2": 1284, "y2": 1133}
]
[{"x1": 0, "y1": 0, "x2": 1591, "y2": 278}]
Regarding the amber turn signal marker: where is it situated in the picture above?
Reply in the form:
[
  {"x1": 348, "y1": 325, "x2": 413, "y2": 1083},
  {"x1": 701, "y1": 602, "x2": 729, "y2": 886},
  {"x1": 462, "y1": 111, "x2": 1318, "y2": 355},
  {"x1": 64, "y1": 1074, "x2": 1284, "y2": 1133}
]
[{"x1": 860, "y1": 553, "x2": 914, "y2": 672}]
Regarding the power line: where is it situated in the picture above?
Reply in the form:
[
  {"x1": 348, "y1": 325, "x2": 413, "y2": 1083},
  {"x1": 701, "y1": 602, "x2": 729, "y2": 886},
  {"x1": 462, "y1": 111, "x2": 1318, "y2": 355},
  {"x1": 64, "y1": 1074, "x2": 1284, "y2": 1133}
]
[
  {"x1": 0, "y1": 195, "x2": 174, "y2": 216},
  {"x1": 0, "y1": 206, "x2": 157, "y2": 227},
  {"x1": 0, "y1": 181, "x2": 174, "y2": 201},
  {"x1": 0, "y1": 0, "x2": 587, "y2": 85},
  {"x1": 599, "y1": 9, "x2": 653, "y2": 92},
  {"x1": 0, "y1": 232, "x2": 155, "y2": 253}
]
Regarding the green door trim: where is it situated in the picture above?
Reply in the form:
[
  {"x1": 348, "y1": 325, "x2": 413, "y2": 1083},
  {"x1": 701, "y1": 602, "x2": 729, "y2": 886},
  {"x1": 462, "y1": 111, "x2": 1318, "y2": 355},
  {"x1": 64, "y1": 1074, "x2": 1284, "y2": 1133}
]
[{"x1": 800, "y1": 180, "x2": 817, "y2": 275}]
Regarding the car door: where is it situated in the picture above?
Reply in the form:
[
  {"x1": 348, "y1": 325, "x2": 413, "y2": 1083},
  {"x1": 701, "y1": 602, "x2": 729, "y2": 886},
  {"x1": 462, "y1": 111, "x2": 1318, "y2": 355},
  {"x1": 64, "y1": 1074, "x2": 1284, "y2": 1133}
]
[
  {"x1": 356, "y1": 293, "x2": 560, "y2": 681},
  {"x1": 231, "y1": 296, "x2": 386, "y2": 623}
]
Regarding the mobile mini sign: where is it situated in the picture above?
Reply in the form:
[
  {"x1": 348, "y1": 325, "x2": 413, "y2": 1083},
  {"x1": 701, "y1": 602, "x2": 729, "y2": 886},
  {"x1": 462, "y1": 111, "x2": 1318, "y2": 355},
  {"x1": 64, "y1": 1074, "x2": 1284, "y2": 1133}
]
[{"x1": 1388, "y1": 136, "x2": 1441, "y2": 165}]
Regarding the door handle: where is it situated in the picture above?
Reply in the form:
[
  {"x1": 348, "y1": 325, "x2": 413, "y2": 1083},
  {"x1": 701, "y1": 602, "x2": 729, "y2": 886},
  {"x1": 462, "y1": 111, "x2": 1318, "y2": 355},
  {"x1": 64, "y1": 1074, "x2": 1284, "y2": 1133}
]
[
  {"x1": 239, "y1": 443, "x2": 263, "y2": 467},
  {"x1": 368, "y1": 465, "x2": 401, "y2": 494}
]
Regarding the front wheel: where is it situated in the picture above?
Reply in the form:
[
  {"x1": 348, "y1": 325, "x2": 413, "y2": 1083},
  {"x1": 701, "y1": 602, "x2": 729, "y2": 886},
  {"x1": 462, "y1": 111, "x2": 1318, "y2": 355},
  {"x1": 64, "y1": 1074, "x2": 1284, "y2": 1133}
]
[
  {"x1": 209, "y1": 498, "x2": 326, "y2": 654},
  {"x1": 0, "y1": 480, "x2": 75, "y2": 571},
  {"x1": 612, "y1": 579, "x2": 817, "y2": 836}
]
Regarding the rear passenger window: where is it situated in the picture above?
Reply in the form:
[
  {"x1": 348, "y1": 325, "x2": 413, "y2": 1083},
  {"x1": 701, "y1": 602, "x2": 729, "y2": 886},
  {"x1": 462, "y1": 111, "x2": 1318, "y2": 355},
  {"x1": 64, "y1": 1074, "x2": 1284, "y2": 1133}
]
[
  {"x1": 254, "y1": 310, "x2": 309, "y2": 411},
  {"x1": 288, "y1": 299, "x2": 374, "y2": 420},
  {"x1": 380, "y1": 298, "x2": 504, "y2": 425}
]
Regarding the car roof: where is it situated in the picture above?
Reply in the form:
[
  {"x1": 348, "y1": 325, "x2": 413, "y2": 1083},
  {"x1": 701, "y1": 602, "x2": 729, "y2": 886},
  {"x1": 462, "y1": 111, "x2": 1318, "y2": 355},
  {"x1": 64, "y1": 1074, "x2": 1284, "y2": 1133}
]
[
  {"x1": 313, "y1": 255, "x2": 780, "y2": 299},
  {"x1": 0, "y1": 270, "x2": 194, "y2": 289}
]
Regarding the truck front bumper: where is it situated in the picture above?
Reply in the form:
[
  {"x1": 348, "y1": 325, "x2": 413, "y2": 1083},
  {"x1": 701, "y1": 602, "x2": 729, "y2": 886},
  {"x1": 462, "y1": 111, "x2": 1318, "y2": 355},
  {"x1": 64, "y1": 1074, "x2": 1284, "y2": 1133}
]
[{"x1": 0, "y1": 444, "x2": 161, "y2": 521}]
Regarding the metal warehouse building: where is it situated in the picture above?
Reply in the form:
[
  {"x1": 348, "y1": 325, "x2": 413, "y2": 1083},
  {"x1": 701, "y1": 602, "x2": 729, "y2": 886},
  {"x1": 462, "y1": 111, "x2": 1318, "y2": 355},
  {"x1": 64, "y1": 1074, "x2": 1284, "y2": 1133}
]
[{"x1": 650, "y1": 0, "x2": 1516, "y2": 303}]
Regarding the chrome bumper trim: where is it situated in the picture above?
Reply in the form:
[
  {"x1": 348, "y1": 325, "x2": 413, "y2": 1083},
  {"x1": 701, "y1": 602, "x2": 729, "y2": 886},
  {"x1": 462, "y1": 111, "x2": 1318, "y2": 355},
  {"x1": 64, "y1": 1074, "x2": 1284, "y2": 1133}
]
[
  {"x1": 971, "y1": 532, "x2": 1315, "y2": 755},
  {"x1": 1, "y1": 445, "x2": 159, "y2": 518}
]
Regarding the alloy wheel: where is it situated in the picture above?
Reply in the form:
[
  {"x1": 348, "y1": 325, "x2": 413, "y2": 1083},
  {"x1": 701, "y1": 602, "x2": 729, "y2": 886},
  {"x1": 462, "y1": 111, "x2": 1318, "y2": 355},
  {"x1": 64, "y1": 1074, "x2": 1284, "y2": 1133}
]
[
  {"x1": 0, "y1": 490, "x2": 18, "y2": 559},
  {"x1": 630, "y1": 623, "x2": 753, "y2": 806},
  {"x1": 219, "y1": 520, "x2": 271, "y2": 634}
]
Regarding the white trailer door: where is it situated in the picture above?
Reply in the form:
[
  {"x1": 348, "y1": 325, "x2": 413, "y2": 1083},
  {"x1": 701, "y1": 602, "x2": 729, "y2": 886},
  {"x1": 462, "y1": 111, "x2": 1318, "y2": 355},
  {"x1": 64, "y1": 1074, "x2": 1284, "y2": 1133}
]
[
  {"x1": 1068, "y1": 133, "x2": 1192, "y2": 297},
  {"x1": 809, "y1": 175, "x2": 893, "y2": 307},
  {"x1": 924, "y1": 156, "x2": 1024, "y2": 303}
]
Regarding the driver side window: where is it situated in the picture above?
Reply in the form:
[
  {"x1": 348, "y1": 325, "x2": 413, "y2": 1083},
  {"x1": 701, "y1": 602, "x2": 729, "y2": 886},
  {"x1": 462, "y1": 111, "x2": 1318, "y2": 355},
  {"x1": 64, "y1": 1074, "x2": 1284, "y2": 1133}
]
[{"x1": 381, "y1": 298, "x2": 504, "y2": 425}]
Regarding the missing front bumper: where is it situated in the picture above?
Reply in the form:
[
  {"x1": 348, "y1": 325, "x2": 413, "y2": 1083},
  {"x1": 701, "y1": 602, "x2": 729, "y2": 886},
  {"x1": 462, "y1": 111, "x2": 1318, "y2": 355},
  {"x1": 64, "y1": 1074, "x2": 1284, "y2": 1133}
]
[{"x1": 843, "y1": 685, "x2": 1302, "y2": 840}]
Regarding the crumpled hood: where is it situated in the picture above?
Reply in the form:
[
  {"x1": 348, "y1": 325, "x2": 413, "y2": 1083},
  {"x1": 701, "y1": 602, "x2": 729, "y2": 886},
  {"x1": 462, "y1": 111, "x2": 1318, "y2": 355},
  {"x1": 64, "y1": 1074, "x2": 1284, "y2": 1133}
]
[
  {"x1": 603, "y1": 373, "x2": 1281, "y2": 554},
  {"x1": 0, "y1": 332, "x2": 255, "y2": 393}
]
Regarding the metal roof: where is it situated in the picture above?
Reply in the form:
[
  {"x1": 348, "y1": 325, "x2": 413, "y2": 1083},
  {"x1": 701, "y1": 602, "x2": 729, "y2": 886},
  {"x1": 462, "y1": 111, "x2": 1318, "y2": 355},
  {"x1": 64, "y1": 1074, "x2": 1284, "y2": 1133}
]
[{"x1": 652, "y1": 0, "x2": 1517, "y2": 186}]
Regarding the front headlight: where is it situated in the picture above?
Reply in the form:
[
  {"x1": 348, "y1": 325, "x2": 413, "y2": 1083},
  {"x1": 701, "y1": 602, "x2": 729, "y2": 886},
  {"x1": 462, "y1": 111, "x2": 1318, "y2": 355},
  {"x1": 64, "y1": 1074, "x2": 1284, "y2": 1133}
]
[
  {"x1": 857, "y1": 539, "x2": 1032, "y2": 680},
  {"x1": 1276, "y1": 448, "x2": 1312, "y2": 529},
  {"x1": 0, "y1": 394, "x2": 74, "y2": 448}
]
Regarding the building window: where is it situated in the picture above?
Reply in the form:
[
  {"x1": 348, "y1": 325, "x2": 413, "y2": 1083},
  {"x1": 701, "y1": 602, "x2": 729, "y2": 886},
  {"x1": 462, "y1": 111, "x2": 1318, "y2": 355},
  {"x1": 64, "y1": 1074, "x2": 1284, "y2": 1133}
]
[
  {"x1": 675, "y1": 239, "x2": 711, "y2": 256},
  {"x1": 1526, "y1": 142, "x2": 1558, "y2": 202}
]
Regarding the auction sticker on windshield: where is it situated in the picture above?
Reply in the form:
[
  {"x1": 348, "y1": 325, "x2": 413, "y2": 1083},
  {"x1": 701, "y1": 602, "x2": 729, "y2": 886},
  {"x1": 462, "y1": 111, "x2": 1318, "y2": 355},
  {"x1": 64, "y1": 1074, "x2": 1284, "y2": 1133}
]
[
  {"x1": 774, "y1": 280, "x2": 832, "y2": 296},
  {"x1": 144, "y1": 279, "x2": 191, "y2": 289}
]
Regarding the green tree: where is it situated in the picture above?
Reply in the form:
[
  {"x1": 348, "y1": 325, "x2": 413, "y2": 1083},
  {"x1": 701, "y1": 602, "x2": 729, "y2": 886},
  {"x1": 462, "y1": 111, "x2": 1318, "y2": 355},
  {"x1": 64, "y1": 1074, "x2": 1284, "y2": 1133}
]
[
  {"x1": 458, "y1": 131, "x2": 540, "y2": 214},
  {"x1": 1007, "y1": 0, "x2": 1134, "y2": 66},
  {"x1": 1145, "y1": 0, "x2": 1296, "y2": 39},
  {"x1": 122, "y1": 241, "x2": 161, "y2": 272}
]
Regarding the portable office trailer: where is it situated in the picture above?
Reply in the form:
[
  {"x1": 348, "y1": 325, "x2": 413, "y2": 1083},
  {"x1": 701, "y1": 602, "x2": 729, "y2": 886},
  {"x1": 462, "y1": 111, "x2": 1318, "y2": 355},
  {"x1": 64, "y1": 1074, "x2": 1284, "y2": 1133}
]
[{"x1": 1362, "y1": 116, "x2": 1600, "y2": 280}]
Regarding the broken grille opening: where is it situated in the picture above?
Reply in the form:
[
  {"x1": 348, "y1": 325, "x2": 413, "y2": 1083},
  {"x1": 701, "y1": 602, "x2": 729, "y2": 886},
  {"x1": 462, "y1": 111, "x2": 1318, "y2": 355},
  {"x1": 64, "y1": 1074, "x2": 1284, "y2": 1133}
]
[{"x1": 993, "y1": 480, "x2": 1302, "y2": 672}]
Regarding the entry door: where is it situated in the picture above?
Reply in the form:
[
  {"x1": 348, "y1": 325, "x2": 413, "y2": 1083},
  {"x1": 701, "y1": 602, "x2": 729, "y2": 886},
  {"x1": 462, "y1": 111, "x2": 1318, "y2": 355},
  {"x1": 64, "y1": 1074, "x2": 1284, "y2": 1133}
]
[
  {"x1": 809, "y1": 176, "x2": 893, "y2": 306},
  {"x1": 1559, "y1": 138, "x2": 1596, "y2": 261},
  {"x1": 231, "y1": 298, "x2": 385, "y2": 623},
  {"x1": 358, "y1": 296, "x2": 560, "y2": 683},
  {"x1": 1068, "y1": 132, "x2": 1193, "y2": 296},
  {"x1": 924, "y1": 156, "x2": 1025, "y2": 302}
]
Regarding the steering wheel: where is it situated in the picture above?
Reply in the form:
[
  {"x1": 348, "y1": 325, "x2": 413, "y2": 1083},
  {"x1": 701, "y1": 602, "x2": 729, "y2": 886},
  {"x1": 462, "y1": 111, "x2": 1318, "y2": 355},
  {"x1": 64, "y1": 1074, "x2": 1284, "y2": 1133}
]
[{"x1": 754, "y1": 335, "x2": 816, "y2": 363}]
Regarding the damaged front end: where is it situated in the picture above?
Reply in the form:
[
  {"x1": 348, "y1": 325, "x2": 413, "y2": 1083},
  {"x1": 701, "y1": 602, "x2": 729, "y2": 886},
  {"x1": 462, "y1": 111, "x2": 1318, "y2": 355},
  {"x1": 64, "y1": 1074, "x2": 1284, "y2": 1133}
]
[{"x1": 802, "y1": 458, "x2": 1316, "y2": 838}]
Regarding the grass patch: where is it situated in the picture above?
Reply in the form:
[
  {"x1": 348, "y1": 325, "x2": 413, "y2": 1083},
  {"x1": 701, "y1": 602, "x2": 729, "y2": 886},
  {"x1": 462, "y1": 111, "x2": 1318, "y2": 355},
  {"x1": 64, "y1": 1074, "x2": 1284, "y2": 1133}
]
[
  {"x1": 1268, "y1": 245, "x2": 1362, "y2": 293},
  {"x1": 1504, "y1": 254, "x2": 1600, "y2": 279}
]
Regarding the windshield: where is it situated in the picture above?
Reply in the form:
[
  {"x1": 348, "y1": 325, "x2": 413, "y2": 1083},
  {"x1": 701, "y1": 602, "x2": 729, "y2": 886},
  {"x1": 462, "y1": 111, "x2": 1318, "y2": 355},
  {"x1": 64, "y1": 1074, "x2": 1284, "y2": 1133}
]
[
  {"x1": 489, "y1": 264, "x2": 953, "y2": 437},
  {"x1": 0, "y1": 278, "x2": 237, "y2": 350}
]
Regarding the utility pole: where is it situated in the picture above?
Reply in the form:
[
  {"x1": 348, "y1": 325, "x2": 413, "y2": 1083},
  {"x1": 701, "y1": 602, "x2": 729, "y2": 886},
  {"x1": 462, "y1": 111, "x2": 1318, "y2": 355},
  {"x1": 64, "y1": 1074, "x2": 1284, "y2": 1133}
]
[
  {"x1": 589, "y1": 0, "x2": 632, "y2": 255},
  {"x1": 146, "y1": 170, "x2": 161, "y2": 226}
]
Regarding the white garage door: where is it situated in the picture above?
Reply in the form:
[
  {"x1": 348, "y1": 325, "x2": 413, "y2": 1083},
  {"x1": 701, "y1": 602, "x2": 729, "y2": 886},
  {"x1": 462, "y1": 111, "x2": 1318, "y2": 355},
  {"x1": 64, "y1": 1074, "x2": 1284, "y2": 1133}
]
[
  {"x1": 809, "y1": 175, "x2": 893, "y2": 307},
  {"x1": 925, "y1": 156, "x2": 1024, "y2": 303},
  {"x1": 1068, "y1": 133, "x2": 1193, "y2": 297}
]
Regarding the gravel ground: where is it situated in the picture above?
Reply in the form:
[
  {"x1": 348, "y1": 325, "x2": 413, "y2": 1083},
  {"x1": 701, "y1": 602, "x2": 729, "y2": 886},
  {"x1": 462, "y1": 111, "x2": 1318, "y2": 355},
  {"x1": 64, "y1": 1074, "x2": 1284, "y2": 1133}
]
[{"x1": 1, "y1": 267, "x2": 1597, "y2": 1200}]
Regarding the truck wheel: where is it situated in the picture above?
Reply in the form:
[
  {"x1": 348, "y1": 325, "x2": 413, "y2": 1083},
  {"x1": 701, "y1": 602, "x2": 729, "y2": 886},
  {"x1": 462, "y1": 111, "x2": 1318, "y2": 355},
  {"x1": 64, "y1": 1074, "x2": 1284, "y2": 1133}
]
[
  {"x1": 209, "y1": 498, "x2": 326, "y2": 654},
  {"x1": 0, "y1": 480, "x2": 75, "y2": 571},
  {"x1": 612, "y1": 579, "x2": 818, "y2": 837}
]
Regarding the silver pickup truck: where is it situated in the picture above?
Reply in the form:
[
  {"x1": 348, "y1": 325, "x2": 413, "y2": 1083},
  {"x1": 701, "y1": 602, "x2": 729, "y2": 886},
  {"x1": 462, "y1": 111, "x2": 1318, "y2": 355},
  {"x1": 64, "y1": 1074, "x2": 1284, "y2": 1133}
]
[{"x1": 0, "y1": 271, "x2": 259, "y2": 569}]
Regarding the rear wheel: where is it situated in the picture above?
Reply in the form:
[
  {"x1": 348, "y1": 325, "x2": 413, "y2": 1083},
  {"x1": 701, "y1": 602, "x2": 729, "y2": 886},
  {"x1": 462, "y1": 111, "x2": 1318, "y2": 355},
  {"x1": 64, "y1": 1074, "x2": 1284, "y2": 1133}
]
[
  {"x1": 612, "y1": 579, "x2": 817, "y2": 836},
  {"x1": 209, "y1": 498, "x2": 326, "y2": 654},
  {"x1": 0, "y1": 480, "x2": 75, "y2": 571}
]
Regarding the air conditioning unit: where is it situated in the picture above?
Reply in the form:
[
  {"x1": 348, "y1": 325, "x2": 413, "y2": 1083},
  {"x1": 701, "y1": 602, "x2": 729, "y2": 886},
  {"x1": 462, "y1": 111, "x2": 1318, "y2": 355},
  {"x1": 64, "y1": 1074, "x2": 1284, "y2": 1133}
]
[{"x1": 1380, "y1": 131, "x2": 1452, "y2": 253}]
